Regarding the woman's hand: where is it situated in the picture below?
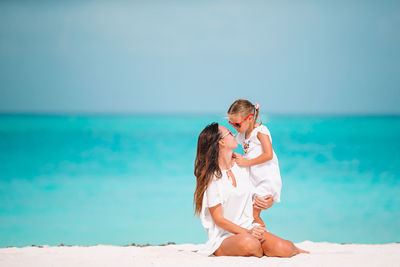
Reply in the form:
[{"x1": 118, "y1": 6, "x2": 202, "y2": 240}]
[
  {"x1": 209, "y1": 204, "x2": 252, "y2": 235},
  {"x1": 254, "y1": 195, "x2": 274, "y2": 210},
  {"x1": 248, "y1": 225, "x2": 266, "y2": 240}
]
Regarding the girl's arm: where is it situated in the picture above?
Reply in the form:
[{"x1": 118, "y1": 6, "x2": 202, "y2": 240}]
[
  {"x1": 235, "y1": 132, "x2": 273, "y2": 167},
  {"x1": 209, "y1": 204, "x2": 249, "y2": 234}
]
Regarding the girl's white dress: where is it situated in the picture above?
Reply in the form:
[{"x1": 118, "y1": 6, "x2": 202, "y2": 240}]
[
  {"x1": 199, "y1": 163, "x2": 256, "y2": 256},
  {"x1": 236, "y1": 124, "x2": 282, "y2": 202}
]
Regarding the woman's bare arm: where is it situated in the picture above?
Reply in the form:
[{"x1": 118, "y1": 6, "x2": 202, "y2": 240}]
[
  {"x1": 209, "y1": 204, "x2": 249, "y2": 234},
  {"x1": 209, "y1": 204, "x2": 265, "y2": 239}
]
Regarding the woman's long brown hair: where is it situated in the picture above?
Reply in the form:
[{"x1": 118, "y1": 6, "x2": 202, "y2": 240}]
[{"x1": 193, "y1": 122, "x2": 222, "y2": 216}]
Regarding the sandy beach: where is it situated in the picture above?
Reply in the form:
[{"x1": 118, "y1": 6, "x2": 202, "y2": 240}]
[{"x1": 1, "y1": 241, "x2": 399, "y2": 267}]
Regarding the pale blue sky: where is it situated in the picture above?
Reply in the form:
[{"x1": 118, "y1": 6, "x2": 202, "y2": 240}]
[{"x1": 1, "y1": 0, "x2": 399, "y2": 114}]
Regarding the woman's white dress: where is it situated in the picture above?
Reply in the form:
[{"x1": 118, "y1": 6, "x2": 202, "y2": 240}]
[
  {"x1": 236, "y1": 124, "x2": 282, "y2": 202},
  {"x1": 199, "y1": 163, "x2": 256, "y2": 256}
]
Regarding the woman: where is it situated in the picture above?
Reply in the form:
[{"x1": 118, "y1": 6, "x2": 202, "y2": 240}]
[{"x1": 194, "y1": 122, "x2": 308, "y2": 257}]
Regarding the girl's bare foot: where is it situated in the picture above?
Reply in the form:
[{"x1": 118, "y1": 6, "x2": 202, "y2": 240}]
[{"x1": 253, "y1": 216, "x2": 266, "y2": 228}]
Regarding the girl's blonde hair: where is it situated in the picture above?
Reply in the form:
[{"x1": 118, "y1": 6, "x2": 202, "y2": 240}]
[{"x1": 227, "y1": 99, "x2": 261, "y2": 128}]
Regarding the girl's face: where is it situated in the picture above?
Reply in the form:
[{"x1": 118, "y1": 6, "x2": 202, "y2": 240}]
[{"x1": 228, "y1": 113, "x2": 253, "y2": 134}]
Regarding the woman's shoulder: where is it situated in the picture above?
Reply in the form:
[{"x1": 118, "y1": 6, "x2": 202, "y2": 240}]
[
  {"x1": 205, "y1": 174, "x2": 222, "y2": 194},
  {"x1": 232, "y1": 163, "x2": 249, "y2": 177},
  {"x1": 209, "y1": 172, "x2": 224, "y2": 185},
  {"x1": 210, "y1": 173, "x2": 221, "y2": 182}
]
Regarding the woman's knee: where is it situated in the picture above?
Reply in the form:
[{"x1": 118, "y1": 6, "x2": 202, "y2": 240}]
[
  {"x1": 238, "y1": 235, "x2": 263, "y2": 257},
  {"x1": 274, "y1": 239, "x2": 296, "y2": 257}
]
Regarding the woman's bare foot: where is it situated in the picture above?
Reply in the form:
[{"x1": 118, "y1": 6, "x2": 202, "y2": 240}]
[{"x1": 294, "y1": 246, "x2": 310, "y2": 255}]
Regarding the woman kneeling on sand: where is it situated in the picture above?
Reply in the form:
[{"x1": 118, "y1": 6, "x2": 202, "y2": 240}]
[{"x1": 194, "y1": 123, "x2": 308, "y2": 257}]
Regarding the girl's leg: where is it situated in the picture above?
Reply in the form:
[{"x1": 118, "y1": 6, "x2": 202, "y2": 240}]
[
  {"x1": 260, "y1": 231, "x2": 309, "y2": 257},
  {"x1": 252, "y1": 206, "x2": 265, "y2": 227},
  {"x1": 214, "y1": 233, "x2": 263, "y2": 257}
]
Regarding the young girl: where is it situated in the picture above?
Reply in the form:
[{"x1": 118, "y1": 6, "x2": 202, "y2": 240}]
[{"x1": 227, "y1": 99, "x2": 282, "y2": 227}]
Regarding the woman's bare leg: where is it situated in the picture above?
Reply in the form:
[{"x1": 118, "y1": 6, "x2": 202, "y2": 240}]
[
  {"x1": 214, "y1": 233, "x2": 263, "y2": 257},
  {"x1": 260, "y1": 231, "x2": 309, "y2": 257}
]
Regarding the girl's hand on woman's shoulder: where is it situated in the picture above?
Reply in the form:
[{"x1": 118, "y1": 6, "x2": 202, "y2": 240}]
[
  {"x1": 234, "y1": 155, "x2": 250, "y2": 167},
  {"x1": 232, "y1": 152, "x2": 242, "y2": 159}
]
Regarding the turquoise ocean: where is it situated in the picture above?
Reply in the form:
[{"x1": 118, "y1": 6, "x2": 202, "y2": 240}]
[{"x1": 0, "y1": 114, "x2": 399, "y2": 247}]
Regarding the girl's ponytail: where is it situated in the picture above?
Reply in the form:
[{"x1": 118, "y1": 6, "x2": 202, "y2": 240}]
[{"x1": 254, "y1": 102, "x2": 262, "y2": 126}]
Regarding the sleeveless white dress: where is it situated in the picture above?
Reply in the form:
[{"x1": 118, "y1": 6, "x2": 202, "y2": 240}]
[{"x1": 236, "y1": 124, "x2": 282, "y2": 202}]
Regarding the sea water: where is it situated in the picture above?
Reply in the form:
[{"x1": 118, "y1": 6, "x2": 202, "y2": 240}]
[{"x1": 0, "y1": 114, "x2": 399, "y2": 247}]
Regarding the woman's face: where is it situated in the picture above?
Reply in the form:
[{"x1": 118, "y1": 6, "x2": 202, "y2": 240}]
[{"x1": 218, "y1": 126, "x2": 238, "y2": 150}]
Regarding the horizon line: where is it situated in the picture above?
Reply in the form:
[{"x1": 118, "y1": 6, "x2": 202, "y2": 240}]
[{"x1": 1, "y1": 111, "x2": 400, "y2": 117}]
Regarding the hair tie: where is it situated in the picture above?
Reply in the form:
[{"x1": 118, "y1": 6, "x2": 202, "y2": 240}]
[{"x1": 254, "y1": 103, "x2": 260, "y2": 110}]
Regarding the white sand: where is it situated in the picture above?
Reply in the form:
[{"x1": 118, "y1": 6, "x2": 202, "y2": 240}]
[{"x1": 1, "y1": 241, "x2": 399, "y2": 267}]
